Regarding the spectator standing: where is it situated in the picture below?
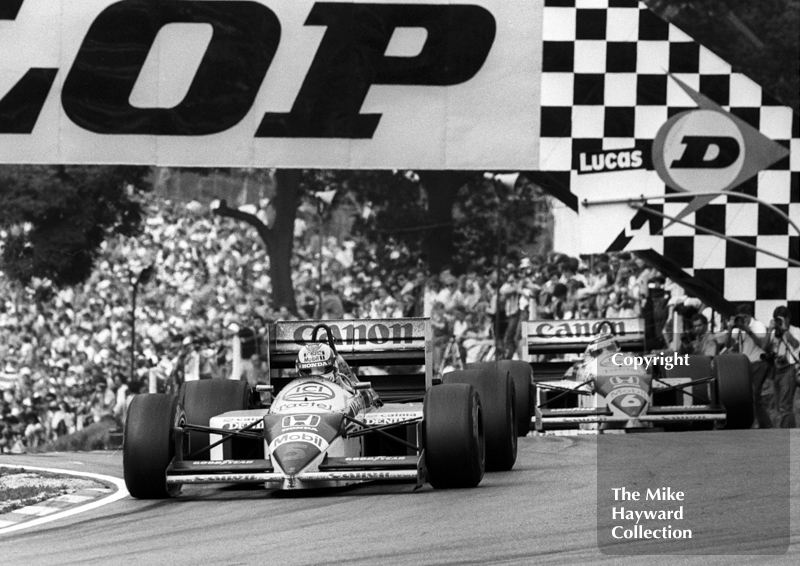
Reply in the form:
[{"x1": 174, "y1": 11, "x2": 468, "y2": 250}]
[
  {"x1": 112, "y1": 372, "x2": 130, "y2": 425},
  {"x1": 643, "y1": 276, "x2": 670, "y2": 350},
  {"x1": 50, "y1": 401, "x2": 76, "y2": 438},
  {"x1": 316, "y1": 283, "x2": 345, "y2": 320},
  {"x1": 678, "y1": 313, "x2": 719, "y2": 357},
  {"x1": 461, "y1": 276, "x2": 483, "y2": 311},
  {"x1": 542, "y1": 283, "x2": 567, "y2": 320},
  {"x1": 430, "y1": 302, "x2": 450, "y2": 371},
  {"x1": 763, "y1": 306, "x2": 799, "y2": 428},
  {"x1": 500, "y1": 272, "x2": 522, "y2": 357},
  {"x1": 436, "y1": 275, "x2": 459, "y2": 312},
  {"x1": 88, "y1": 378, "x2": 116, "y2": 424},
  {"x1": 422, "y1": 277, "x2": 442, "y2": 318}
]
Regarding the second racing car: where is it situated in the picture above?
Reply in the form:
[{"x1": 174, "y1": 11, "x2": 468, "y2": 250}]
[{"x1": 522, "y1": 319, "x2": 754, "y2": 433}]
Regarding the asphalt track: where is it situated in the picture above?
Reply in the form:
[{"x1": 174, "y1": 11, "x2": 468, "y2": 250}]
[{"x1": 0, "y1": 431, "x2": 797, "y2": 566}]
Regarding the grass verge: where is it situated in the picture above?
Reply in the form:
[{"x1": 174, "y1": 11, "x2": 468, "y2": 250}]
[{"x1": 0, "y1": 468, "x2": 104, "y2": 515}]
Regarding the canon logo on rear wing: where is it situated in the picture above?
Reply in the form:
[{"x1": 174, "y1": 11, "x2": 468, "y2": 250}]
[
  {"x1": 529, "y1": 319, "x2": 644, "y2": 339},
  {"x1": 291, "y1": 322, "x2": 417, "y2": 345},
  {"x1": 523, "y1": 319, "x2": 646, "y2": 354},
  {"x1": 269, "y1": 318, "x2": 428, "y2": 349}
]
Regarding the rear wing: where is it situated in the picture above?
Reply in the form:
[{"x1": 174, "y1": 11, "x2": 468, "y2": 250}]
[
  {"x1": 267, "y1": 318, "x2": 433, "y2": 396},
  {"x1": 522, "y1": 318, "x2": 646, "y2": 358}
]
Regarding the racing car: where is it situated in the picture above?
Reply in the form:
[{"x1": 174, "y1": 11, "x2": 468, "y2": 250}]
[
  {"x1": 123, "y1": 318, "x2": 518, "y2": 498},
  {"x1": 521, "y1": 318, "x2": 754, "y2": 432}
]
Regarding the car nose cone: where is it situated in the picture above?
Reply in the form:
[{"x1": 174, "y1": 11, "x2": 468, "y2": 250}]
[{"x1": 264, "y1": 413, "x2": 344, "y2": 475}]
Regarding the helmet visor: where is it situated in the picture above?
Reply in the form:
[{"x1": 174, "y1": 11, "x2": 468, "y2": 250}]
[{"x1": 298, "y1": 363, "x2": 333, "y2": 377}]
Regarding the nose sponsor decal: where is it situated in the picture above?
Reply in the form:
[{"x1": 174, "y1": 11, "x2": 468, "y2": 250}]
[
  {"x1": 608, "y1": 376, "x2": 641, "y2": 387},
  {"x1": 282, "y1": 414, "x2": 321, "y2": 428},
  {"x1": 283, "y1": 382, "x2": 336, "y2": 402},
  {"x1": 605, "y1": 387, "x2": 648, "y2": 418},
  {"x1": 596, "y1": 373, "x2": 652, "y2": 418},
  {"x1": 264, "y1": 413, "x2": 344, "y2": 474},
  {"x1": 269, "y1": 433, "x2": 328, "y2": 475}
]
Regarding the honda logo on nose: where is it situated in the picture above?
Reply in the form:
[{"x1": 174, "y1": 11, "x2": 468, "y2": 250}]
[
  {"x1": 609, "y1": 376, "x2": 640, "y2": 387},
  {"x1": 282, "y1": 415, "x2": 321, "y2": 428}
]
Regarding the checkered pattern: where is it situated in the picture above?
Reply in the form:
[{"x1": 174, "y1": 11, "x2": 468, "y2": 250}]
[{"x1": 539, "y1": 0, "x2": 800, "y2": 322}]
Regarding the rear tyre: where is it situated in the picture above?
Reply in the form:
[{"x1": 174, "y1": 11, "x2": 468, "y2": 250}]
[
  {"x1": 467, "y1": 360, "x2": 533, "y2": 436},
  {"x1": 179, "y1": 380, "x2": 251, "y2": 460},
  {"x1": 713, "y1": 354, "x2": 754, "y2": 430},
  {"x1": 424, "y1": 383, "x2": 484, "y2": 489},
  {"x1": 444, "y1": 368, "x2": 517, "y2": 471},
  {"x1": 123, "y1": 394, "x2": 182, "y2": 499}
]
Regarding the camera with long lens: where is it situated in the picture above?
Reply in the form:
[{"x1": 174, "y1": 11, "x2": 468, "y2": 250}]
[
  {"x1": 775, "y1": 355, "x2": 790, "y2": 370},
  {"x1": 760, "y1": 351, "x2": 777, "y2": 364},
  {"x1": 761, "y1": 350, "x2": 791, "y2": 369},
  {"x1": 774, "y1": 316, "x2": 785, "y2": 338}
]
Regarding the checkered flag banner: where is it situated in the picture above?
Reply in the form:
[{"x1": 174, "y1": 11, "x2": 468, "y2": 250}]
[{"x1": 537, "y1": 0, "x2": 799, "y2": 322}]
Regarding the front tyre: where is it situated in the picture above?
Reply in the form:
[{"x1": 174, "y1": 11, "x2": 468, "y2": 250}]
[
  {"x1": 123, "y1": 394, "x2": 182, "y2": 499},
  {"x1": 179, "y1": 380, "x2": 251, "y2": 460},
  {"x1": 424, "y1": 383, "x2": 485, "y2": 489},
  {"x1": 660, "y1": 355, "x2": 713, "y2": 431}
]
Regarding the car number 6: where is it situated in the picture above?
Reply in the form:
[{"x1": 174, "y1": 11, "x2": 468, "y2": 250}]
[{"x1": 620, "y1": 394, "x2": 642, "y2": 407}]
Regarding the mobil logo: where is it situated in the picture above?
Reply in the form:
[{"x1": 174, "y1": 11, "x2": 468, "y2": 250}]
[{"x1": 270, "y1": 431, "x2": 328, "y2": 451}]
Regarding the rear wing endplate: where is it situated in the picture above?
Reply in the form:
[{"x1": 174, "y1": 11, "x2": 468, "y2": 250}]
[{"x1": 523, "y1": 318, "x2": 646, "y2": 358}]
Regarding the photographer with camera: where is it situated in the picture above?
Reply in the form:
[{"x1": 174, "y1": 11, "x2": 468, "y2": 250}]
[
  {"x1": 762, "y1": 306, "x2": 800, "y2": 428},
  {"x1": 725, "y1": 305, "x2": 771, "y2": 428},
  {"x1": 678, "y1": 313, "x2": 719, "y2": 357}
]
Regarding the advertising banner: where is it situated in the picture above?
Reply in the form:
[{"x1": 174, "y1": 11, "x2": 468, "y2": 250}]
[{"x1": 0, "y1": 0, "x2": 541, "y2": 168}]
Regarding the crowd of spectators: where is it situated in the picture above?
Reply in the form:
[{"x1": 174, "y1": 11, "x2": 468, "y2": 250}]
[{"x1": 1, "y1": 194, "x2": 795, "y2": 452}]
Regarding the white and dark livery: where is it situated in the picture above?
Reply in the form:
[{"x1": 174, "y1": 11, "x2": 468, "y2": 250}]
[
  {"x1": 522, "y1": 319, "x2": 754, "y2": 432},
  {"x1": 123, "y1": 319, "x2": 520, "y2": 498}
]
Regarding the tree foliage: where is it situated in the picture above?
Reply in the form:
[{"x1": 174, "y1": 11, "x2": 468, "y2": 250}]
[
  {"x1": 314, "y1": 170, "x2": 548, "y2": 282},
  {"x1": 0, "y1": 165, "x2": 151, "y2": 287},
  {"x1": 212, "y1": 169, "x2": 302, "y2": 313},
  {"x1": 646, "y1": 0, "x2": 799, "y2": 111}
]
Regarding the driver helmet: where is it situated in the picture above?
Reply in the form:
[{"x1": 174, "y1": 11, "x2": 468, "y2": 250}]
[
  {"x1": 586, "y1": 333, "x2": 620, "y2": 358},
  {"x1": 296, "y1": 343, "x2": 338, "y2": 383}
]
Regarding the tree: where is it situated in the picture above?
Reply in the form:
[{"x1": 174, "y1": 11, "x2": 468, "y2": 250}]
[
  {"x1": 646, "y1": 0, "x2": 799, "y2": 111},
  {"x1": 344, "y1": 170, "x2": 548, "y2": 281},
  {"x1": 0, "y1": 165, "x2": 151, "y2": 287},
  {"x1": 212, "y1": 169, "x2": 302, "y2": 314},
  {"x1": 453, "y1": 174, "x2": 549, "y2": 271}
]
